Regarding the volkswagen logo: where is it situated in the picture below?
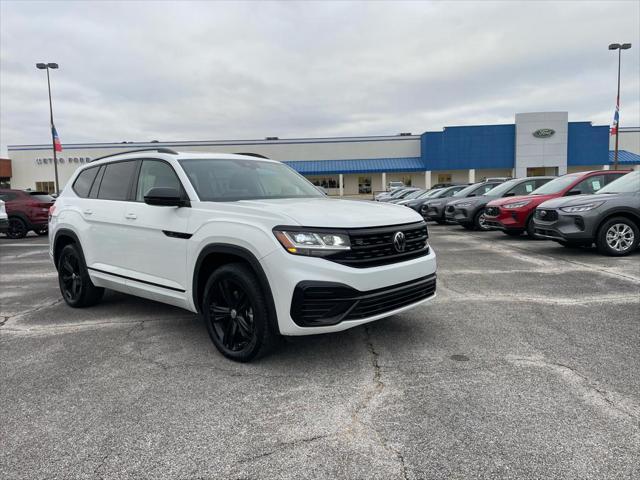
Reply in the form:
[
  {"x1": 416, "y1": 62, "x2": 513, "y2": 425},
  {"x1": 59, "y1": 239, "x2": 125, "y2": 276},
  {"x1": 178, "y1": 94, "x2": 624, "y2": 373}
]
[
  {"x1": 533, "y1": 128, "x2": 555, "y2": 138},
  {"x1": 393, "y1": 231, "x2": 406, "y2": 252}
]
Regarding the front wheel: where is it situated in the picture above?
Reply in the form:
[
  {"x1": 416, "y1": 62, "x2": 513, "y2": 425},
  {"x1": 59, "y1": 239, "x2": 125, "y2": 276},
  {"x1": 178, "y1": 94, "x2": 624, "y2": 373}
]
[
  {"x1": 58, "y1": 244, "x2": 104, "y2": 307},
  {"x1": 596, "y1": 217, "x2": 639, "y2": 257},
  {"x1": 202, "y1": 263, "x2": 278, "y2": 362},
  {"x1": 473, "y1": 209, "x2": 490, "y2": 231}
]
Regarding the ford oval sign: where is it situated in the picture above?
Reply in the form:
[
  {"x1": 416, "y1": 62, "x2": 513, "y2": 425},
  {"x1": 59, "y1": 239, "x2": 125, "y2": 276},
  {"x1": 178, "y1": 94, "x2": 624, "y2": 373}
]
[{"x1": 533, "y1": 128, "x2": 555, "y2": 138}]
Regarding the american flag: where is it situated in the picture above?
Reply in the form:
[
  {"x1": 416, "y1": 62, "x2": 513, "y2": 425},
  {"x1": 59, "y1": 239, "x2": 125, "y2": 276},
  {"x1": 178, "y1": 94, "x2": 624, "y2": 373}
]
[
  {"x1": 52, "y1": 125, "x2": 63, "y2": 152},
  {"x1": 611, "y1": 96, "x2": 619, "y2": 136}
]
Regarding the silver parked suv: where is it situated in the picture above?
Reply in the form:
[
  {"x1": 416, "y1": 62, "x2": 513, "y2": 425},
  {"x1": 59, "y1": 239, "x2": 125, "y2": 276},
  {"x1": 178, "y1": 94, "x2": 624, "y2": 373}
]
[{"x1": 534, "y1": 171, "x2": 639, "y2": 256}]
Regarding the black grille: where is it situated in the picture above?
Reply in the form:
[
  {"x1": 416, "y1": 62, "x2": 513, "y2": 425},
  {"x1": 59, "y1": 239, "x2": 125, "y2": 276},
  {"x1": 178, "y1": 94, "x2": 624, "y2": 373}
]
[
  {"x1": 328, "y1": 222, "x2": 429, "y2": 268},
  {"x1": 484, "y1": 206, "x2": 500, "y2": 217},
  {"x1": 535, "y1": 209, "x2": 558, "y2": 221},
  {"x1": 291, "y1": 275, "x2": 437, "y2": 326}
]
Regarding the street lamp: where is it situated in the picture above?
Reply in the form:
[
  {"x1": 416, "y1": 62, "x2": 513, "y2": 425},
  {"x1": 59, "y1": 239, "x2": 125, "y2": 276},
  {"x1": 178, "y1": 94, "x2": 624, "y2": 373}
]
[
  {"x1": 36, "y1": 62, "x2": 61, "y2": 194},
  {"x1": 608, "y1": 43, "x2": 632, "y2": 170}
]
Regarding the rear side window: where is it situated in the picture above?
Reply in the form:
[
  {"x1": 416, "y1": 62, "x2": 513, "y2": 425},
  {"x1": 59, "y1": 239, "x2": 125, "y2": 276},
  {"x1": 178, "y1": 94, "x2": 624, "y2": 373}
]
[
  {"x1": 0, "y1": 192, "x2": 19, "y2": 201},
  {"x1": 73, "y1": 167, "x2": 100, "y2": 198},
  {"x1": 97, "y1": 161, "x2": 137, "y2": 201}
]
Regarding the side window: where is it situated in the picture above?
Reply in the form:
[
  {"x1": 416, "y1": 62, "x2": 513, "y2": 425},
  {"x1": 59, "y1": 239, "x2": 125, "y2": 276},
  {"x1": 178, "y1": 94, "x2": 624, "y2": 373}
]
[
  {"x1": 482, "y1": 183, "x2": 498, "y2": 194},
  {"x1": 535, "y1": 178, "x2": 552, "y2": 189},
  {"x1": 135, "y1": 160, "x2": 182, "y2": 201},
  {"x1": 72, "y1": 167, "x2": 100, "y2": 198},
  {"x1": 0, "y1": 192, "x2": 18, "y2": 201},
  {"x1": 508, "y1": 180, "x2": 537, "y2": 196},
  {"x1": 605, "y1": 173, "x2": 625, "y2": 185},
  {"x1": 571, "y1": 175, "x2": 605, "y2": 195},
  {"x1": 97, "y1": 161, "x2": 138, "y2": 201}
]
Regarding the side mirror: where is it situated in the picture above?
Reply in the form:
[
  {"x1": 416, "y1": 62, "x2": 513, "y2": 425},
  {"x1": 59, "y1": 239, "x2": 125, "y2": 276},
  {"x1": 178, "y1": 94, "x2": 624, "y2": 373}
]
[
  {"x1": 566, "y1": 189, "x2": 581, "y2": 196},
  {"x1": 144, "y1": 187, "x2": 189, "y2": 207}
]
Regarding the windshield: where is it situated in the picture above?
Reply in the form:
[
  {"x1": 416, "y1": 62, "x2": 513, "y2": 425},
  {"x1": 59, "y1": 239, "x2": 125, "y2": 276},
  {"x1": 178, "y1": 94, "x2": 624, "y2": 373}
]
[
  {"x1": 483, "y1": 178, "x2": 522, "y2": 197},
  {"x1": 402, "y1": 189, "x2": 426, "y2": 200},
  {"x1": 596, "y1": 171, "x2": 639, "y2": 194},
  {"x1": 453, "y1": 183, "x2": 481, "y2": 197},
  {"x1": 529, "y1": 174, "x2": 580, "y2": 195},
  {"x1": 179, "y1": 159, "x2": 322, "y2": 201}
]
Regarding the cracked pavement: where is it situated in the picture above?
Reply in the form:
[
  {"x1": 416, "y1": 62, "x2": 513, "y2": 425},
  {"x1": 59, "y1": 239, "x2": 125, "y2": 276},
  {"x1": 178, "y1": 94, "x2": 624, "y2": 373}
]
[{"x1": 1, "y1": 227, "x2": 639, "y2": 479}]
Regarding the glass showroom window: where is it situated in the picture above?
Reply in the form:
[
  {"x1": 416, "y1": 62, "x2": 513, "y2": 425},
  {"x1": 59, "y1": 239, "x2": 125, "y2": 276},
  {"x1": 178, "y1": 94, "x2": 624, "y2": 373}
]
[
  {"x1": 358, "y1": 176, "x2": 372, "y2": 194},
  {"x1": 308, "y1": 176, "x2": 338, "y2": 189},
  {"x1": 35, "y1": 181, "x2": 55, "y2": 193}
]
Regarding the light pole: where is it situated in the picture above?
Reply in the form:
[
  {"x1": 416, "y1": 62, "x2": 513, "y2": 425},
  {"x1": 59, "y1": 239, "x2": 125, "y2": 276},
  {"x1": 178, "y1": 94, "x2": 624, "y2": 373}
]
[
  {"x1": 36, "y1": 62, "x2": 60, "y2": 194},
  {"x1": 608, "y1": 43, "x2": 632, "y2": 171}
]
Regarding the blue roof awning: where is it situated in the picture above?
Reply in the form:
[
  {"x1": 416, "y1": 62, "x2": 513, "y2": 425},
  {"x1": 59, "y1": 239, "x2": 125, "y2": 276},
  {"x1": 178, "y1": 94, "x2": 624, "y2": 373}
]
[
  {"x1": 283, "y1": 157, "x2": 425, "y2": 175},
  {"x1": 609, "y1": 150, "x2": 640, "y2": 164}
]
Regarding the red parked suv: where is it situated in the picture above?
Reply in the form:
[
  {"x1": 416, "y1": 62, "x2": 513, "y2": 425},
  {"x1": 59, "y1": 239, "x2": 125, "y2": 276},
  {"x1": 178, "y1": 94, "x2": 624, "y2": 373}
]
[
  {"x1": 483, "y1": 170, "x2": 630, "y2": 237},
  {"x1": 0, "y1": 189, "x2": 55, "y2": 239}
]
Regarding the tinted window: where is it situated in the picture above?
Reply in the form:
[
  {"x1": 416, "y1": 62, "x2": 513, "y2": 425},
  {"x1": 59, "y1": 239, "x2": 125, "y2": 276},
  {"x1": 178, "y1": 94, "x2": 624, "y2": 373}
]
[
  {"x1": 28, "y1": 193, "x2": 55, "y2": 202},
  {"x1": 136, "y1": 160, "x2": 182, "y2": 201},
  {"x1": 508, "y1": 180, "x2": 538, "y2": 196},
  {"x1": 535, "y1": 178, "x2": 553, "y2": 189},
  {"x1": 73, "y1": 167, "x2": 100, "y2": 198},
  {"x1": 604, "y1": 173, "x2": 626, "y2": 185},
  {"x1": 571, "y1": 175, "x2": 605, "y2": 195},
  {"x1": 97, "y1": 161, "x2": 137, "y2": 200}
]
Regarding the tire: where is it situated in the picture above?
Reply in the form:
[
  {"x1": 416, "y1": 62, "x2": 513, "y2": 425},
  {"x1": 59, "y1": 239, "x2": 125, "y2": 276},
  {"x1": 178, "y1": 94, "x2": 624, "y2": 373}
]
[
  {"x1": 35, "y1": 228, "x2": 48, "y2": 236},
  {"x1": 526, "y1": 217, "x2": 539, "y2": 239},
  {"x1": 202, "y1": 263, "x2": 279, "y2": 362},
  {"x1": 596, "y1": 217, "x2": 639, "y2": 257},
  {"x1": 473, "y1": 209, "x2": 490, "y2": 231},
  {"x1": 7, "y1": 217, "x2": 28, "y2": 239},
  {"x1": 57, "y1": 244, "x2": 104, "y2": 307},
  {"x1": 503, "y1": 230, "x2": 523, "y2": 237}
]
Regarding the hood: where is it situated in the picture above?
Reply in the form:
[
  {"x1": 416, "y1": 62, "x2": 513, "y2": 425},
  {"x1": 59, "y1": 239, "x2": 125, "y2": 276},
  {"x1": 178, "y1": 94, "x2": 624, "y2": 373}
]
[
  {"x1": 488, "y1": 194, "x2": 554, "y2": 208},
  {"x1": 195, "y1": 197, "x2": 422, "y2": 228},
  {"x1": 538, "y1": 193, "x2": 622, "y2": 209},
  {"x1": 448, "y1": 194, "x2": 494, "y2": 207}
]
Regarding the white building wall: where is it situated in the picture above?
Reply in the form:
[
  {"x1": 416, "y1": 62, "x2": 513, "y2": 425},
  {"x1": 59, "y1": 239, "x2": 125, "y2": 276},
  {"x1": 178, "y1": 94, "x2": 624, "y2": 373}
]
[
  {"x1": 7, "y1": 136, "x2": 421, "y2": 190},
  {"x1": 610, "y1": 127, "x2": 640, "y2": 154}
]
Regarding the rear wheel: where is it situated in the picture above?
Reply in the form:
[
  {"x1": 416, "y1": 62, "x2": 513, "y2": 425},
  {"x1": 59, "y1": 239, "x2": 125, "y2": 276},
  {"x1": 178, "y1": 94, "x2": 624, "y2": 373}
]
[
  {"x1": 7, "y1": 217, "x2": 28, "y2": 239},
  {"x1": 57, "y1": 244, "x2": 104, "y2": 307},
  {"x1": 596, "y1": 217, "x2": 639, "y2": 257},
  {"x1": 202, "y1": 263, "x2": 278, "y2": 362}
]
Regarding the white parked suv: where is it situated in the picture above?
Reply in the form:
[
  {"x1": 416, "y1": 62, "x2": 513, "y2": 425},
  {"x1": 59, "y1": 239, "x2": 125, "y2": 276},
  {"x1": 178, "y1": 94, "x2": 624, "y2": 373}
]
[{"x1": 49, "y1": 149, "x2": 437, "y2": 361}]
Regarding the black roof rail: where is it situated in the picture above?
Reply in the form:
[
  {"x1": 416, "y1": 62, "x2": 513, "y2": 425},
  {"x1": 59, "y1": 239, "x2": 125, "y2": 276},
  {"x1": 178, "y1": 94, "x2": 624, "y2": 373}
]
[
  {"x1": 234, "y1": 152, "x2": 270, "y2": 159},
  {"x1": 89, "y1": 148, "x2": 178, "y2": 163}
]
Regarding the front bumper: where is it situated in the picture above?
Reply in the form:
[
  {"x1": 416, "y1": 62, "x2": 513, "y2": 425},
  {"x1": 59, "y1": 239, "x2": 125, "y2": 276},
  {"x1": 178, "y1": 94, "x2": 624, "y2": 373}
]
[
  {"x1": 445, "y1": 206, "x2": 473, "y2": 225},
  {"x1": 532, "y1": 209, "x2": 596, "y2": 241},
  {"x1": 261, "y1": 245, "x2": 437, "y2": 335},
  {"x1": 421, "y1": 204, "x2": 446, "y2": 221},
  {"x1": 483, "y1": 207, "x2": 528, "y2": 231}
]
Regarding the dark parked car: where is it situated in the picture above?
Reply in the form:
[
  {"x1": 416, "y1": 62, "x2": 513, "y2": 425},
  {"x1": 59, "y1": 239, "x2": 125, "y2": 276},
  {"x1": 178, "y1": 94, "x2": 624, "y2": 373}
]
[
  {"x1": 445, "y1": 177, "x2": 555, "y2": 230},
  {"x1": 0, "y1": 189, "x2": 55, "y2": 239},
  {"x1": 377, "y1": 187, "x2": 421, "y2": 203},
  {"x1": 405, "y1": 184, "x2": 466, "y2": 214},
  {"x1": 423, "y1": 181, "x2": 504, "y2": 224},
  {"x1": 533, "y1": 171, "x2": 639, "y2": 256}
]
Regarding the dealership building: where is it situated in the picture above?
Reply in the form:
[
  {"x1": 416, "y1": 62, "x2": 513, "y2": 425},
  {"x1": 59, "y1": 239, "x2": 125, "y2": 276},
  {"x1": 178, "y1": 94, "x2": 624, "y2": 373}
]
[{"x1": 5, "y1": 111, "x2": 640, "y2": 195}]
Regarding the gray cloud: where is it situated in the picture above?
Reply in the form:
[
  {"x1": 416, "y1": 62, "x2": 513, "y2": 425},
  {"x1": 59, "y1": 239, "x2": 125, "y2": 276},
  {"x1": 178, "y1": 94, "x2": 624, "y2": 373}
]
[{"x1": 1, "y1": 0, "x2": 639, "y2": 155}]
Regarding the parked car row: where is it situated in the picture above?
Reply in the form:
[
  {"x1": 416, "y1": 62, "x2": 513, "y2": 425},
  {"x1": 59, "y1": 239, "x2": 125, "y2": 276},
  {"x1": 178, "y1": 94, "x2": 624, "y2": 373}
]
[
  {"x1": 0, "y1": 189, "x2": 56, "y2": 238},
  {"x1": 383, "y1": 170, "x2": 639, "y2": 256}
]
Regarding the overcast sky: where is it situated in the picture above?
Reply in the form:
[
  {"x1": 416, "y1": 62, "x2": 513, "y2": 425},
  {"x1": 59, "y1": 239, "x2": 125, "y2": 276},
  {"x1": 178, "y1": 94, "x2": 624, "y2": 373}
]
[{"x1": 1, "y1": 0, "x2": 639, "y2": 155}]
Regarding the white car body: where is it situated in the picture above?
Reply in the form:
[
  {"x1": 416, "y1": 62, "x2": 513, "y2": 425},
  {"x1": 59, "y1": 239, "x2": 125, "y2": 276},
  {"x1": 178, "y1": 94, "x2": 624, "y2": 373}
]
[{"x1": 49, "y1": 151, "x2": 437, "y2": 338}]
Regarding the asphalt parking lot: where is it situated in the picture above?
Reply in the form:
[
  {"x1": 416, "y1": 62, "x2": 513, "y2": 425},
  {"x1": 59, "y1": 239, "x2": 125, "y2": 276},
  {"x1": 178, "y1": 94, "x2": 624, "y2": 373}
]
[{"x1": 1, "y1": 226, "x2": 639, "y2": 480}]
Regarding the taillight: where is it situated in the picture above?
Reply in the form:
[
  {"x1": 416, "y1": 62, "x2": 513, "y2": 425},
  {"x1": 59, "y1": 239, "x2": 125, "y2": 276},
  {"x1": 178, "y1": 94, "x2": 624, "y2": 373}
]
[{"x1": 49, "y1": 204, "x2": 56, "y2": 221}]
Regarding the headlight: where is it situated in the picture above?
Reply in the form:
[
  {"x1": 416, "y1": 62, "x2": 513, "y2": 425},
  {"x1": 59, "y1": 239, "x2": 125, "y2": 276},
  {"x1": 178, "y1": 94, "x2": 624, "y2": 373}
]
[
  {"x1": 428, "y1": 201, "x2": 443, "y2": 206},
  {"x1": 273, "y1": 229, "x2": 350, "y2": 256},
  {"x1": 503, "y1": 200, "x2": 531, "y2": 209},
  {"x1": 559, "y1": 202, "x2": 605, "y2": 213},
  {"x1": 456, "y1": 201, "x2": 473, "y2": 208}
]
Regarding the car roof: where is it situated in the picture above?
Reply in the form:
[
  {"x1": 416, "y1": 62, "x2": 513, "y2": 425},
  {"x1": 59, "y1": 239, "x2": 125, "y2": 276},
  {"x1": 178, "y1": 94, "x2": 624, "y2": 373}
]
[{"x1": 88, "y1": 150, "x2": 280, "y2": 167}]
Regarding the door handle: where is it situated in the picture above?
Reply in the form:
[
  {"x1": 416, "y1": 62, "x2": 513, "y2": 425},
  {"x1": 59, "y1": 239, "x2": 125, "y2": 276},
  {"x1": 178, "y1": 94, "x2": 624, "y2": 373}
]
[
  {"x1": 125, "y1": 213, "x2": 137, "y2": 220},
  {"x1": 83, "y1": 209, "x2": 93, "y2": 215}
]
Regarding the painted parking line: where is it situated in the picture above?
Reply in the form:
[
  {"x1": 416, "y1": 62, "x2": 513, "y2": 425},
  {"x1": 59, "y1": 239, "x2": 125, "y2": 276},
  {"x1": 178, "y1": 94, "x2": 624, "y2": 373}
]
[{"x1": 0, "y1": 244, "x2": 49, "y2": 247}]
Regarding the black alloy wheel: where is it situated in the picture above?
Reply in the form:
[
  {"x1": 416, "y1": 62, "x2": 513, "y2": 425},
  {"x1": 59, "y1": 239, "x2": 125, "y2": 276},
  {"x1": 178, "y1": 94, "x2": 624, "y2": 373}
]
[
  {"x1": 7, "y1": 217, "x2": 27, "y2": 239},
  {"x1": 57, "y1": 244, "x2": 104, "y2": 307},
  {"x1": 202, "y1": 263, "x2": 277, "y2": 362}
]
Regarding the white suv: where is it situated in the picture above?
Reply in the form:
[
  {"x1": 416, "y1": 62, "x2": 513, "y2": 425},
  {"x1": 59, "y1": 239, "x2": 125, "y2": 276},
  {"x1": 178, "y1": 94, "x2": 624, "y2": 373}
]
[{"x1": 49, "y1": 149, "x2": 437, "y2": 361}]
